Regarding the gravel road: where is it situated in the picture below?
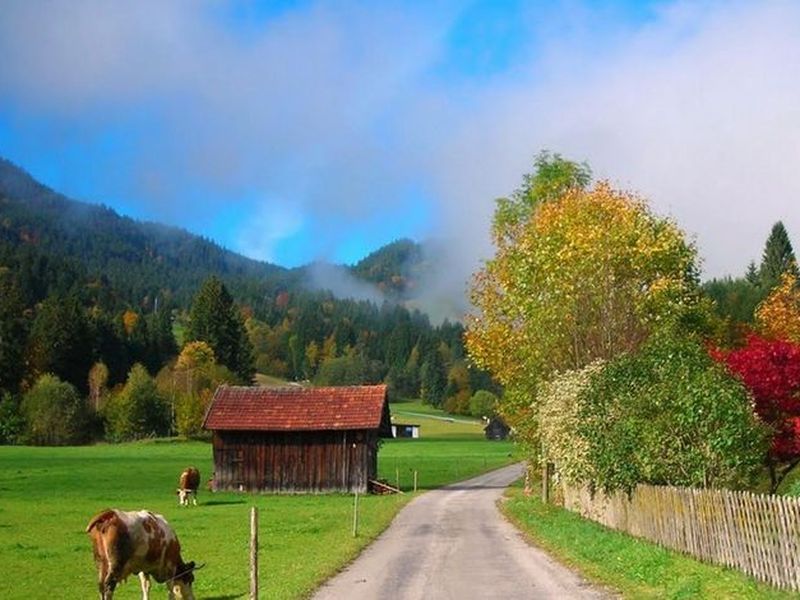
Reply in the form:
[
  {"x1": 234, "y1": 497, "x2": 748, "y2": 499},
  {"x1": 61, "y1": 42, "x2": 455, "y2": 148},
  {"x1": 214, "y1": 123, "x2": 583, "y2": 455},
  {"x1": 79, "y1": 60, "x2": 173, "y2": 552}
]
[{"x1": 312, "y1": 462, "x2": 609, "y2": 599}]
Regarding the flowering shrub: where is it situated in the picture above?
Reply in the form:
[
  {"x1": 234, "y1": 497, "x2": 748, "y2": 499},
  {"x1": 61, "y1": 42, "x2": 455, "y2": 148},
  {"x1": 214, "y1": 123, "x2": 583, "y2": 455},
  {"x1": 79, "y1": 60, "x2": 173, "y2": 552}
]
[{"x1": 538, "y1": 362, "x2": 604, "y2": 483}]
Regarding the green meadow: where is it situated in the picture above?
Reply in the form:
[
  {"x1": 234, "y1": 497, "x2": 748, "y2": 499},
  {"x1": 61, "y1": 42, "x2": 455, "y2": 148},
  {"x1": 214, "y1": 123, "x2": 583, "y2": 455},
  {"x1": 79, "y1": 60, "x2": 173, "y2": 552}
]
[{"x1": 0, "y1": 420, "x2": 514, "y2": 599}]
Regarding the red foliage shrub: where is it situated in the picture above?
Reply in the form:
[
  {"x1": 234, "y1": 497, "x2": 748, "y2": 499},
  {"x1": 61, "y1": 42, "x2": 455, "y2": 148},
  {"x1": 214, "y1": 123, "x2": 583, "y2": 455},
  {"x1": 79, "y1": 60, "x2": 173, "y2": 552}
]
[{"x1": 714, "y1": 335, "x2": 800, "y2": 489}]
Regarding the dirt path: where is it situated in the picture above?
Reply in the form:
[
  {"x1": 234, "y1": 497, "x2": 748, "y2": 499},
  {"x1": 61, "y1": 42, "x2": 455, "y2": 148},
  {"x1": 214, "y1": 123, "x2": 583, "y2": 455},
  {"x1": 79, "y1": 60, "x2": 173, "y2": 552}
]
[{"x1": 312, "y1": 463, "x2": 608, "y2": 599}]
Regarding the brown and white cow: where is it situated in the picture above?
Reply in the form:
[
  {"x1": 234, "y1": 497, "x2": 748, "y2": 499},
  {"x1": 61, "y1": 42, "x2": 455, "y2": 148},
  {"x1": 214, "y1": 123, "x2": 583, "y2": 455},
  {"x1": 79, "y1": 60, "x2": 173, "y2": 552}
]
[
  {"x1": 177, "y1": 467, "x2": 200, "y2": 506},
  {"x1": 86, "y1": 509, "x2": 197, "y2": 600}
]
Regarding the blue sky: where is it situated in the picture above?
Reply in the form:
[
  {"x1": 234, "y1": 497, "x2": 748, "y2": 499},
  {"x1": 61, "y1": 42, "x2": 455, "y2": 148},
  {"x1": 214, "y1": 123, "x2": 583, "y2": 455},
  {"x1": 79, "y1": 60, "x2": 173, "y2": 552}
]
[{"x1": 1, "y1": 1, "x2": 799, "y2": 287}]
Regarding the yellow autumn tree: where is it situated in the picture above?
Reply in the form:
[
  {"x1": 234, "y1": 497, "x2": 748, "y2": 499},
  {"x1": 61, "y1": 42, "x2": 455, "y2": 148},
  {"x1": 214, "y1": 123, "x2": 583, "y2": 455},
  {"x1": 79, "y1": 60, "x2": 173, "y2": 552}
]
[
  {"x1": 755, "y1": 270, "x2": 800, "y2": 343},
  {"x1": 122, "y1": 310, "x2": 139, "y2": 336},
  {"x1": 172, "y1": 341, "x2": 222, "y2": 437},
  {"x1": 466, "y1": 175, "x2": 708, "y2": 432}
]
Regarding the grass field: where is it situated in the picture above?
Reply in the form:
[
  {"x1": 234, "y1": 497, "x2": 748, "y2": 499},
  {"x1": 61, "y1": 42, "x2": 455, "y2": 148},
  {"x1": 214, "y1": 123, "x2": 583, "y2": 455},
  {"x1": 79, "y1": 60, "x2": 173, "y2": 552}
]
[
  {"x1": 253, "y1": 373, "x2": 294, "y2": 387},
  {"x1": 501, "y1": 486, "x2": 796, "y2": 599},
  {"x1": 389, "y1": 399, "x2": 486, "y2": 439},
  {"x1": 0, "y1": 429, "x2": 514, "y2": 599}
]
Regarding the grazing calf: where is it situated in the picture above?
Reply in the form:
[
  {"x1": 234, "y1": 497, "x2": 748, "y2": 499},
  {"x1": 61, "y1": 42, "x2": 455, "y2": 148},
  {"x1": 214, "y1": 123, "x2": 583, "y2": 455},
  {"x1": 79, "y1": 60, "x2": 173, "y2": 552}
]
[
  {"x1": 86, "y1": 509, "x2": 196, "y2": 600},
  {"x1": 177, "y1": 467, "x2": 200, "y2": 506}
]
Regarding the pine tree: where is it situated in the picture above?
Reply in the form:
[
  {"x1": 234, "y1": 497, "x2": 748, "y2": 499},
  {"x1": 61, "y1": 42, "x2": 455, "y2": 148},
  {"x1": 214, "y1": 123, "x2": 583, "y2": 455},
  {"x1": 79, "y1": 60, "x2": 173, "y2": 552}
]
[
  {"x1": 145, "y1": 309, "x2": 178, "y2": 372},
  {"x1": 187, "y1": 276, "x2": 255, "y2": 382},
  {"x1": 745, "y1": 261, "x2": 760, "y2": 286},
  {"x1": 27, "y1": 293, "x2": 93, "y2": 393},
  {"x1": 760, "y1": 221, "x2": 798, "y2": 291},
  {"x1": 420, "y1": 350, "x2": 447, "y2": 408},
  {"x1": 0, "y1": 272, "x2": 28, "y2": 394}
]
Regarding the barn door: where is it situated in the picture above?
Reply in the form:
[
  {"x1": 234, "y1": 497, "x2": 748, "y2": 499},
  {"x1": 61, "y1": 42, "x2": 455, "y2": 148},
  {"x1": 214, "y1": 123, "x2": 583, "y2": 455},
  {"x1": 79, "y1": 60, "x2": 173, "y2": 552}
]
[{"x1": 222, "y1": 448, "x2": 244, "y2": 490}]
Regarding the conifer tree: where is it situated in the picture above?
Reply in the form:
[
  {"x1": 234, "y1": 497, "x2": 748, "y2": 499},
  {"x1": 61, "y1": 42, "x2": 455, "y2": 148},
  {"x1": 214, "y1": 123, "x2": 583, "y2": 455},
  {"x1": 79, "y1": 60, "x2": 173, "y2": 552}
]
[
  {"x1": 420, "y1": 349, "x2": 447, "y2": 407},
  {"x1": 27, "y1": 293, "x2": 93, "y2": 393},
  {"x1": 0, "y1": 272, "x2": 28, "y2": 394},
  {"x1": 187, "y1": 276, "x2": 254, "y2": 382},
  {"x1": 760, "y1": 221, "x2": 798, "y2": 291}
]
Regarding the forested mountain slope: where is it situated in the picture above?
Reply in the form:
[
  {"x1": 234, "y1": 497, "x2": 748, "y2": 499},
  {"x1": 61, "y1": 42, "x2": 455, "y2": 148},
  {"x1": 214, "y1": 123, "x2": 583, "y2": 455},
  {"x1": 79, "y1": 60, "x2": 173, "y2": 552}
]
[
  {"x1": 0, "y1": 158, "x2": 299, "y2": 311},
  {"x1": 0, "y1": 158, "x2": 494, "y2": 422},
  {"x1": 0, "y1": 158, "x2": 433, "y2": 312}
]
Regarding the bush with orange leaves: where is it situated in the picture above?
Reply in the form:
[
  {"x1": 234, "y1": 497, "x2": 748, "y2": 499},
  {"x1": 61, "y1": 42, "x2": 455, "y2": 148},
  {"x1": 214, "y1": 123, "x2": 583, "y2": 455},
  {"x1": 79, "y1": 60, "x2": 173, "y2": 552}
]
[{"x1": 756, "y1": 270, "x2": 800, "y2": 344}]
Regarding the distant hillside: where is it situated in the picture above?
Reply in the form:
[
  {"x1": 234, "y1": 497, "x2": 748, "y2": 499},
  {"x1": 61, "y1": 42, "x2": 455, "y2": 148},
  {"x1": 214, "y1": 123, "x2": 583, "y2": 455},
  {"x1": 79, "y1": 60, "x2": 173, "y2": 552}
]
[
  {"x1": 352, "y1": 238, "x2": 428, "y2": 299},
  {"x1": 0, "y1": 158, "x2": 302, "y2": 310},
  {"x1": 0, "y1": 157, "x2": 437, "y2": 317}
]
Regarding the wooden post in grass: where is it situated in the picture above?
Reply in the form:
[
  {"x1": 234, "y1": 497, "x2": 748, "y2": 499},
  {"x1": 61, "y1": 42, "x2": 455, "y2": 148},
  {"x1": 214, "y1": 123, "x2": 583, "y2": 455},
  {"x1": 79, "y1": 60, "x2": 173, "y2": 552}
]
[
  {"x1": 541, "y1": 463, "x2": 553, "y2": 504},
  {"x1": 396, "y1": 467, "x2": 400, "y2": 491},
  {"x1": 523, "y1": 462, "x2": 532, "y2": 497},
  {"x1": 250, "y1": 507, "x2": 258, "y2": 600},
  {"x1": 413, "y1": 470, "x2": 418, "y2": 492},
  {"x1": 352, "y1": 491, "x2": 359, "y2": 537}
]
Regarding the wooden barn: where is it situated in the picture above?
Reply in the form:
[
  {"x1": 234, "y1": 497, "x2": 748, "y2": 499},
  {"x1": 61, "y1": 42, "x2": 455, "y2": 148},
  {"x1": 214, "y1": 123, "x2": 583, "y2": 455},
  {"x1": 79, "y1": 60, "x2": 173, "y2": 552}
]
[{"x1": 203, "y1": 384, "x2": 392, "y2": 493}]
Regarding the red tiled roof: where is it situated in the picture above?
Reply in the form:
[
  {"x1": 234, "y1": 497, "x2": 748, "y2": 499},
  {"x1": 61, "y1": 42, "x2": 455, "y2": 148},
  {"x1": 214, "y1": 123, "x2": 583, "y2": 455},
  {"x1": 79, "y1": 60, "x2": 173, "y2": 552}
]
[{"x1": 203, "y1": 384, "x2": 389, "y2": 432}]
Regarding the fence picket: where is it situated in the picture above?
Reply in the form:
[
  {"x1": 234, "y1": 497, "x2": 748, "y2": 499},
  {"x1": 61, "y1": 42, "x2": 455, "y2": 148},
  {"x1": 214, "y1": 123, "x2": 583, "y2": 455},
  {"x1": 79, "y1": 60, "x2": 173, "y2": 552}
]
[
  {"x1": 561, "y1": 483, "x2": 800, "y2": 590},
  {"x1": 776, "y1": 496, "x2": 792, "y2": 590}
]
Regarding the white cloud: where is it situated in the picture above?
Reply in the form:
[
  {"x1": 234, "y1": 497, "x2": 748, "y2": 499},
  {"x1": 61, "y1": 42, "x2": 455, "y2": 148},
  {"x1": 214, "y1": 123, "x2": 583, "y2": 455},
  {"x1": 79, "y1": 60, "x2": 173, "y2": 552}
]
[
  {"x1": 1, "y1": 0, "x2": 799, "y2": 307},
  {"x1": 237, "y1": 202, "x2": 303, "y2": 264},
  {"x1": 424, "y1": 0, "x2": 800, "y2": 282}
]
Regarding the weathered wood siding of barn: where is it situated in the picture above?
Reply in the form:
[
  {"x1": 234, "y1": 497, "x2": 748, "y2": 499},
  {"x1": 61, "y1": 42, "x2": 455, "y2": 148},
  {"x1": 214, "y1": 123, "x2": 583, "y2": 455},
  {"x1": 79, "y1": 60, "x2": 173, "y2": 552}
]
[{"x1": 211, "y1": 429, "x2": 378, "y2": 493}]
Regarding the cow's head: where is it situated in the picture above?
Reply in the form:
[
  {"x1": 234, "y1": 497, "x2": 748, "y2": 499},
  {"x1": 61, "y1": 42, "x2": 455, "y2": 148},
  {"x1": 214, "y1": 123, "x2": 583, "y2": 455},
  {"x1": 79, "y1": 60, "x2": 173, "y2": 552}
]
[{"x1": 170, "y1": 560, "x2": 196, "y2": 600}]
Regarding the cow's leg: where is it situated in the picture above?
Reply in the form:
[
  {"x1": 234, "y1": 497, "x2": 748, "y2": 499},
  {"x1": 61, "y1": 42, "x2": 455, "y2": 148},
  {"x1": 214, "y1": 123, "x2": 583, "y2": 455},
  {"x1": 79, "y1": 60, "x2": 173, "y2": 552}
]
[
  {"x1": 192, "y1": 491, "x2": 197, "y2": 506},
  {"x1": 139, "y1": 572, "x2": 151, "y2": 600},
  {"x1": 103, "y1": 559, "x2": 127, "y2": 600},
  {"x1": 101, "y1": 576, "x2": 116, "y2": 600},
  {"x1": 97, "y1": 573, "x2": 110, "y2": 600},
  {"x1": 96, "y1": 558, "x2": 116, "y2": 600},
  {"x1": 93, "y1": 538, "x2": 110, "y2": 599},
  {"x1": 95, "y1": 559, "x2": 108, "y2": 599}
]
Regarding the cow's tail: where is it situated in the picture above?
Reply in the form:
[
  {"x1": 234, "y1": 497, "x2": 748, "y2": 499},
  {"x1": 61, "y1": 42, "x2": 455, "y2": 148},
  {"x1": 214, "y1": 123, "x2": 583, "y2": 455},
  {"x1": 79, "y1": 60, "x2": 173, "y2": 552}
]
[{"x1": 86, "y1": 509, "x2": 117, "y2": 533}]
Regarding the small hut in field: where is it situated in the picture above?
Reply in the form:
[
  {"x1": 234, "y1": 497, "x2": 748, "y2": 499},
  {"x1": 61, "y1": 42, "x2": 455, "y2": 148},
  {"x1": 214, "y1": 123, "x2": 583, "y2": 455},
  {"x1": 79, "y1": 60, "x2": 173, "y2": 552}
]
[
  {"x1": 391, "y1": 423, "x2": 420, "y2": 438},
  {"x1": 484, "y1": 416, "x2": 510, "y2": 441},
  {"x1": 203, "y1": 384, "x2": 392, "y2": 493}
]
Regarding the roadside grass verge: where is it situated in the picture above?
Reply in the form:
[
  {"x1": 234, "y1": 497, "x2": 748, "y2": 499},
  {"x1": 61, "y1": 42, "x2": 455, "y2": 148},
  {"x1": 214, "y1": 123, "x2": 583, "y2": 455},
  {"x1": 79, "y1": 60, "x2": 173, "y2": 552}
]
[
  {"x1": 0, "y1": 434, "x2": 514, "y2": 599},
  {"x1": 501, "y1": 486, "x2": 797, "y2": 599}
]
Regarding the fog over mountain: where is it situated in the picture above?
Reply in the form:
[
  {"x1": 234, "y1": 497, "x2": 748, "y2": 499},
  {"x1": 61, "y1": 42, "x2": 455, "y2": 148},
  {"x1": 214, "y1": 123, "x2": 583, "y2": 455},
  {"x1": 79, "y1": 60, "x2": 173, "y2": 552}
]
[{"x1": 1, "y1": 1, "x2": 799, "y2": 305}]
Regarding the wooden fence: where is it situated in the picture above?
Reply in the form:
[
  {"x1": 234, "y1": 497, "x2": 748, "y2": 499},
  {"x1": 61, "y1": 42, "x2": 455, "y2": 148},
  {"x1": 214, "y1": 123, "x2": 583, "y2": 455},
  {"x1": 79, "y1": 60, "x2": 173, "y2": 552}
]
[{"x1": 562, "y1": 484, "x2": 800, "y2": 591}]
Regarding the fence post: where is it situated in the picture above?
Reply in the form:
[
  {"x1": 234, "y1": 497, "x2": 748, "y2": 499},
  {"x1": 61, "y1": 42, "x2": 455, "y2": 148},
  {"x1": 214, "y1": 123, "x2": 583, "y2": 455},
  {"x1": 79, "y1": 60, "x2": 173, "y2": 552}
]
[
  {"x1": 413, "y1": 470, "x2": 418, "y2": 493},
  {"x1": 250, "y1": 507, "x2": 258, "y2": 600},
  {"x1": 523, "y1": 462, "x2": 532, "y2": 497},
  {"x1": 541, "y1": 463, "x2": 552, "y2": 504},
  {"x1": 352, "y1": 491, "x2": 359, "y2": 537}
]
